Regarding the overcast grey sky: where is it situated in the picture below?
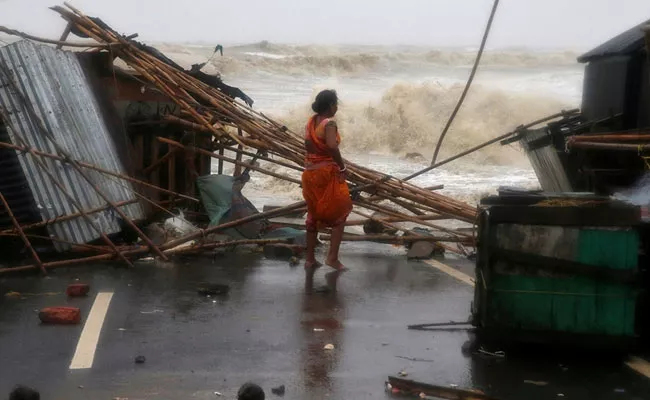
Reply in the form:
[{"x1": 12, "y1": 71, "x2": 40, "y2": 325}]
[{"x1": 1, "y1": 0, "x2": 649, "y2": 49}]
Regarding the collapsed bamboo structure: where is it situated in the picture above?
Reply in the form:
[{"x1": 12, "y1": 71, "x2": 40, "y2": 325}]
[{"x1": 0, "y1": 3, "x2": 488, "y2": 273}]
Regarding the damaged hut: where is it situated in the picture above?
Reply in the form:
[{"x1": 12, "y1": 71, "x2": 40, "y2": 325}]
[{"x1": 0, "y1": 3, "x2": 478, "y2": 273}]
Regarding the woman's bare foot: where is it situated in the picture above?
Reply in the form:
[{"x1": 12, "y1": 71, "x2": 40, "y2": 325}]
[
  {"x1": 304, "y1": 260, "x2": 323, "y2": 271},
  {"x1": 326, "y1": 258, "x2": 347, "y2": 271}
]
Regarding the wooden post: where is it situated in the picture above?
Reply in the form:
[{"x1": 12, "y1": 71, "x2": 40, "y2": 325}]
[
  {"x1": 0, "y1": 193, "x2": 46, "y2": 274},
  {"x1": 0, "y1": 141, "x2": 198, "y2": 203},
  {"x1": 159, "y1": 137, "x2": 302, "y2": 184},
  {"x1": 0, "y1": 198, "x2": 139, "y2": 234},
  {"x1": 218, "y1": 146, "x2": 224, "y2": 175},
  {"x1": 233, "y1": 128, "x2": 244, "y2": 177},
  {"x1": 56, "y1": 22, "x2": 72, "y2": 49},
  {"x1": 150, "y1": 136, "x2": 160, "y2": 203},
  {"x1": 388, "y1": 376, "x2": 499, "y2": 400},
  {"x1": 168, "y1": 144, "x2": 176, "y2": 199}
]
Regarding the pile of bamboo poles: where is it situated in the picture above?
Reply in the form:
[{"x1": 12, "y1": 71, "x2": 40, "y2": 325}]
[
  {"x1": 0, "y1": 3, "x2": 481, "y2": 274},
  {"x1": 50, "y1": 3, "x2": 476, "y2": 221}
]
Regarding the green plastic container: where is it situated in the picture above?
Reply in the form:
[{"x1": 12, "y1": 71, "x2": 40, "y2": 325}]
[{"x1": 473, "y1": 200, "x2": 640, "y2": 342}]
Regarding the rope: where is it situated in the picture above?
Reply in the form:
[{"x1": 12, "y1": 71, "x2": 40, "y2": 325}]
[{"x1": 430, "y1": 0, "x2": 500, "y2": 165}]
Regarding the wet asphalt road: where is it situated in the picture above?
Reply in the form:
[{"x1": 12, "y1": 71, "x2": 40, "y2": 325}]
[{"x1": 0, "y1": 241, "x2": 649, "y2": 399}]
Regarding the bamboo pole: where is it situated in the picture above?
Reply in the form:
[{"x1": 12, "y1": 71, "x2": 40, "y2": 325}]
[
  {"x1": 56, "y1": 22, "x2": 72, "y2": 49},
  {"x1": 343, "y1": 213, "x2": 445, "y2": 226},
  {"x1": 0, "y1": 198, "x2": 139, "y2": 234},
  {"x1": 160, "y1": 202, "x2": 307, "y2": 251},
  {"x1": 570, "y1": 134, "x2": 650, "y2": 142},
  {"x1": 165, "y1": 238, "x2": 292, "y2": 256},
  {"x1": 234, "y1": 128, "x2": 244, "y2": 177},
  {"x1": 0, "y1": 72, "x2": 169, "y2": 261},
  {"x1": 162, "y1": 115, "x2": 213, "y2": 132},
  {"x1": 0, "y1": 251, "x2": 136, "y2": 275},
  {"x1": 0, "y1": 141, "x2": 198, "y2": 203},
  {"x1": 0, "y1": 25, "x2": 110, "y2": 48},
  {"x1": 223, "y1": 146, "x2": 304, "y2": 172},
  {"x1": 49, "y1": 6, "x2": 478, "y2": 226},
  {"x1": 218, "y1": 146, "x2": 224, "y2": 174},
  {"x1": 0, "y1": 232, "x2": 114, "y2": 253},
  {"x1": 569, "y1": 142, "x2": 650, "y2": 151},
  {"x1": 404, "y1": 109, "x2": 580, "y2": 182},
  {"x1": 0, "y1": 193, "x2": 46, "y2": 274},
  {"x1": 356, "y1": 200, "x2": 473, "y2": 239},
  {"x1": 319, "y1": 234, "x2": 472, "y2": 244},
  {"x1": 143, "y1": 148, "x2": 175, "y2": 175},
  {"x1": 0, "y1": 109, "x2": 135, "y2": 268},
  {"x1": 159, "y1": 137, "x2": 302, "y2": 184}
]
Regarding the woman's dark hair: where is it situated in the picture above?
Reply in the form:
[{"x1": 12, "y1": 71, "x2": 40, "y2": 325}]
[
  {"x1": 237, "y1": 383, "x2": 265, "y2": 400},
  {"x1": 311, "y1": 89, "x2": 338, "y2": 114}
]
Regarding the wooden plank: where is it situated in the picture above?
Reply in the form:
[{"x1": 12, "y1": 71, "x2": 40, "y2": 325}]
[
  {"x1": 388, "y1": 377, "x2": 498, "y2": 400},
  {"x1": 487, "y1": 206, "x2": 640, "y2": 227},
  {"x1": 56, "y1": 23, "x2": 72, "y2": 50},
  {"x1": 492, "y1": 248, "x2": 638, "y2": 284},
  {"x1": 168, "y1": 144, "x2": 176, "y2": 198},
  {"x1": 218, "y1": 146, "x2": 224, "y2": 175},
  {"x1": 233, "y1": 128, "x2": 243, "y2": 177},
  {"x1": 150, "y1": 136, "x2": 160, "y2": 203}
]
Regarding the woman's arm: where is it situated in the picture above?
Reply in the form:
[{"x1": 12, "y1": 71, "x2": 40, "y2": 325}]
[{"x1": 324, "y1": 121, "x2": 346, "y2": 171}]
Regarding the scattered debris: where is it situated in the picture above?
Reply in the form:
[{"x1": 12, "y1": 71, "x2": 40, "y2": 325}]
[
  {"x1": 524, "y1": 380, "x2": 548, "y2": 386},
  {"x1": 407, "y1": 241, "x2": 444, "y2": 260},
  {"x1": 387, "y1": 376, "x2": 500, "y2": 400},
  {"x1": 39, "y1": 306, "x2": 81, "y2": 324},
  {"x1": 66, "y1": 283, "x2": 90, "y2": 297},
  {"x1": 197, "y1": 283, "x2": 230, "y2": 296},
  {"x1": 324, "y1": 344, "x2": 335, "y2": 350},
  {"x1": 396, "y1": 356, "x2": 435, "y2": 363},
  {"x1": 476, "y1": 347, "x2": 505, "y2": 359},
  {"x1": 140, "y1": 309, "x2": 164, "y2": 314},
  {"x1": 399, "y1": 370, "x2": 409, "y2": 377},
  {"x1": 213, "y1": 391, "x2": 223, "y2": 397},
  {"x1": 271, "y1": 385, "x2": 286, "y2": 396},
  {"x1": 263, "y1": 244, "x2": 303, "y2": 260},
  {"x1": 164, "y1": 210, "x2": 199, "y2": 238},
  {"x1": 135, "y1": 355, "x2": 146, "y2": 364}
]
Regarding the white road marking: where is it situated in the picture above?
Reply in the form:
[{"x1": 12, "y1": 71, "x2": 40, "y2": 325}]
[
  {"x1": 69, "y1": 292, "x2": 114, "y2": 370},
  {"x1": 423, "y1": 259, "x2": 475, "y2": 287},
  {"x1": 626, "y1": 356, "x2": 650, "y2": 379}
]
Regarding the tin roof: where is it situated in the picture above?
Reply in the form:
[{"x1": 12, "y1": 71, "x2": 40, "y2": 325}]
[
  {"x1": 578, "y1": 20, "x2": 650, "y2": 63},
  {"x1": 0, "y1": 40, "x2": 144, "y2": 251}
]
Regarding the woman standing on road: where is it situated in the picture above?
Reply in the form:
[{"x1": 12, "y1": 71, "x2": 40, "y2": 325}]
[{"x1": 302, "y1": 90, "x2": 352, "y2": 271}]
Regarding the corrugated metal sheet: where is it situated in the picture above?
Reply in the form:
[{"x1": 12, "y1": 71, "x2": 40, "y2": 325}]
[
  {"x1": 0, "y1": 40, "x2": 144, "y2": 251},
  {"x1": 578, "y1": 19, "x2": 650, "y2": 63}
]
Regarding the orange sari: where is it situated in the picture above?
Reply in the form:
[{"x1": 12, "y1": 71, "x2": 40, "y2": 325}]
[{"x1": 302, "y1": 116, "x2": 352, "y2": 231}]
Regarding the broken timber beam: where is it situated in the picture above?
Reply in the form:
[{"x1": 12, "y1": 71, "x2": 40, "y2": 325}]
[
  {"x1": 388, "y1": 376, "x2": 499, "y2": 400},
  {"x1": 0, "y1": 193, "x2": 46, "y2": 274},
  {"x1": 0, "y1": 141, "x2": 198, "y2": 203}
]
